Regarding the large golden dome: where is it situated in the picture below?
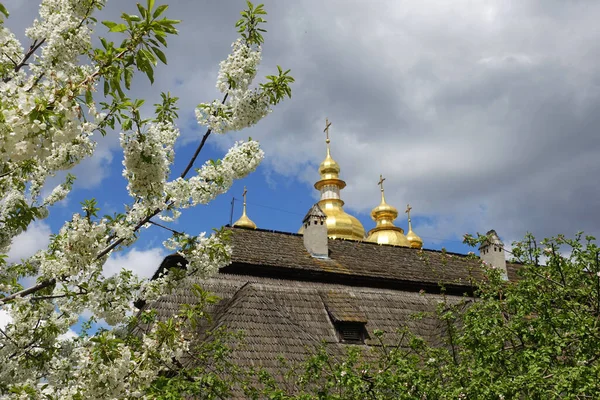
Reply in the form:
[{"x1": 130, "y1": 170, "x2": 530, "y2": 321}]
[
  {"x1": 299, "y1": 118, "x2": 365, "y2": 241},
  {"x1": 366, "y1": 175, "x2": 410, "y2": 246},
  {"x1": 317, "y1": 198, "x2": 365, "y2": 240}
]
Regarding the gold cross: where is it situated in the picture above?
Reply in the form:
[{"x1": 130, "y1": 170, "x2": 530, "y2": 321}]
[
  {"x1": 405, "y1": 204, "x2": 412, "y2": 218},
  {"x1": 377, "y1": 174, "x2": 386, "y2": 191},
  {"x1": 323, "y1": 118, "x2": 332, "y2": 143},
  {"x1": 242, "y1": 186, "x2": 247, "y2": 203}
]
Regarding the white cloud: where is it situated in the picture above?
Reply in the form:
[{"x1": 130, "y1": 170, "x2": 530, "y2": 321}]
[
  {"x1": 72, "y1": 133, "x2": 116, "y2": 189},
  {"x1": 0, "y1": 309, "x2": 12, "y2": 329},
  {"x1": 58, "y1": 329, "x2": 78, "y2": 341},
  {"x1": 103, "y1": 247, "x2": 166, "y2": 279},
  {"x1": 6, "y1": 221, "x2": 52, "y2": 263}
]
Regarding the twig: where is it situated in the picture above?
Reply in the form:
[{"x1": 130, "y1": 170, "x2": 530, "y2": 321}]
[
  {"x1": 148, "y1": 220, "x2": 183, "y2": 235},
  {"x1": 1, "y1": 279, "x2": 56, "y2": 304},
  {"x1": 0, "y1": 170, "x2": 14, "y2": 179},
  {"x1": 179, "y1": 92, "x2": 228, "y2": 179},
  {"x1": 2, "y1": 39, "x2": 46, "y2": 83}
]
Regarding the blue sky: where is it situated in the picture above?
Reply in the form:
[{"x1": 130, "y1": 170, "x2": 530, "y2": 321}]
[{"x1": 6, "y1": 0, "x2": 600, "y2": 281}]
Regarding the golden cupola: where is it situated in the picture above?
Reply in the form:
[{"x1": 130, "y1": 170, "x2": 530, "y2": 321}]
[
  {"x1": 233, "y1": 187, "x2": 257, "y2": 229},
  {"x1": 366, "y1": 175, "x2": 410, "y2": 246},
  {"x1": 405, "y1": 204, "x2": 423, "y2": 249},
  {"x1": 299, "y1": 118, "x2": 365, "y2": 240}
]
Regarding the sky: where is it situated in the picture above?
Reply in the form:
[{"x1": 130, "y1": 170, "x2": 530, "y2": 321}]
[{"x1": 5, "y1": 0, "x2": 600, "y2": 279}]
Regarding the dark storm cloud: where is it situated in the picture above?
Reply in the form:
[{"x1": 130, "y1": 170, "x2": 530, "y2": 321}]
[{"x1": 4, "y1": 0, "x2": 600, "y2": 244}]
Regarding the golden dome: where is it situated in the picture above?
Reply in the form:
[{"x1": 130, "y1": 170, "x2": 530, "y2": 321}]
[
  {"x1": 233, "y1": 187, "x2": 257, "y2": 229},
  {"x1": 405, "y1": 204, "x2": 423, "y2": 249},
  {"x1": 317, "y1": 199, "x2": 365, "y2": 240},
  {"x1": 300, "y1": 118, "x2": 365, "y2": 240},
  {"x1": 366, "y1": 175, "x2": 410, "y2": 247},
  {"x1": 319, "y1": 147, "x2": 341, "y2": 180}
]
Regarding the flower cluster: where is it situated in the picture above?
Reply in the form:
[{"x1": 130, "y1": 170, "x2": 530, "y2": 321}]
[
  {"x1": 166, "y1": 139, "x2": 264, "y2": 209},
  {"x1": 196, "y1": 39, "x2": 272, "y2": 134},
  {"x1": 0, "y1": 26, "x2": 23, "y2": 80},
  {"x1": 121, "y1": 121, "x2": 179, "y2": 205},
  {"x1": 0, "y1": 189, "x2": 26, "y2": 254},
  {"x1": 216, "y1": 38, "x2": 261, "y2": 93},
  {"x1": 25, "y1": 0, "x2": 103, "y2": 74}
]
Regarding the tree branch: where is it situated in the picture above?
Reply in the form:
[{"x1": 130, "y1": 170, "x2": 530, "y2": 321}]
[
  {"x1": 2, "y1": 39, "x2": 46, "y2": 83},
  {"x1": 148, "y1": 220, "x2": 183, "y2": 235},
  {"x1": 179, "y1": 92, "x2": 228, "y2": 179},
  {"x1": 1, "y1": 279, "x2": 56, "y2": 304}
]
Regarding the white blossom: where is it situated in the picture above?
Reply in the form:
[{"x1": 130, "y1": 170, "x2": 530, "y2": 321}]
[
  {"x1": 0, "y1": 0, "x2": 283, "y2": 396},
  {"x1": 166, "y1": 139, "x2": 264, "y2": 209},
  {"x1": 216, "y1": 39, "x2": 261, "y2": 93},
  {"x1": 121, "y1": 121, "x2": 179, "y2": 205},
  {"x1": 196, "y1": 39, "x2": 272, "y2": 134}
]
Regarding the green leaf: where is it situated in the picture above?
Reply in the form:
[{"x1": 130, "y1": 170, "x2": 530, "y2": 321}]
[
  {"x1": 153, "y1": 4, "x2": 168, "y2": 18},
  {"x1": 109, "y1": 23, "x2": 127, "y2": 33},
  {"x1": 85, "y1": 90, "x2": 93, "y2": 105},
  {"x1": 101, "y1": 20, "x2": 117, "y2": 29},
  {"x1": 141, "y1": 48, "x2": 157, "y2": 66},
  {"x1": 0, "y1": 3, "x2": 9, "y2": 18},
  {"x1": 122, "y1": 13, "x2": 141, "y2": 22},
  {"x1": 147, "y1": 0, "x2": 155, "y2": 13},
  {"x1": 124, "y1": 68, "x2": 133, "y2": 90},
  {"x1": 154, "y1": 33, "x2": 167, "y2": 47},
  {"x1": 137, "y1": 3, "x2": 147, "y2": 19},
  {"x1": 151, "y1": 46, "x2": 167, "y2": 64},
  {"x1": 146, "y1": 67, "x2": 155, "y2": 84}
]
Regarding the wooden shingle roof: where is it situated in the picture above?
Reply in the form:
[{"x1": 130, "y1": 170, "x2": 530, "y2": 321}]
[
  {"x1": 221, "y1": 227, "x2": 520, "y2": 291},
  {"x1": 144, "y1": 226, "x2": 519, "y2": 396}
]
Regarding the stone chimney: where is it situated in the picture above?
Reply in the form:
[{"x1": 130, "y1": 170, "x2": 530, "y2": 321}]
[
  {"x1": 302, "y1": 203, "x2": 328, "y2": 258},
  {"x1": 479, "y1": 229, "x2": 508, "y2": 280}
]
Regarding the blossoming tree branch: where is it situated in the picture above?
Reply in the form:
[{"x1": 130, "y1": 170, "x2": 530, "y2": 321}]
[{"x1": 0, "y1": 0, "x2": 293, "y2": 397}]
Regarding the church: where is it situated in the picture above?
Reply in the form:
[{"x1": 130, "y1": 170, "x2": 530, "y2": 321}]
[{"x1": 146, "y1": 119, "x2": 517, "y2": 388}]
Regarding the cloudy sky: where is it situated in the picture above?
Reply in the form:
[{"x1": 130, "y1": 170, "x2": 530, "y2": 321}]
[{"x1": 5, "y1": 0, "x2": 600, "y2": 275}]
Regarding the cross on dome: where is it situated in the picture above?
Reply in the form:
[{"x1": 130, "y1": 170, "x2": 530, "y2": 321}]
[
  {"x1": 378, "y1": 174, "x2": 386, "y2": 192},
  {"x1": 323, "y1": 117, "x2": 332, "y2": 144},
  {"x1": 233, "y1": 186, "x2": 257, "y2": 229}
]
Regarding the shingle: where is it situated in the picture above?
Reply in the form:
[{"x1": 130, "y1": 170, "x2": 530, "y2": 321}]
[
  {"x1": 141, "y1": 226, "x2": 520, "y2": 398},
  {"x1": 320, "y1": 291, "x2": 367, "y2": 323},
  {"x1": 225, "y1": 227, "x2": 519, "y2": 288}
]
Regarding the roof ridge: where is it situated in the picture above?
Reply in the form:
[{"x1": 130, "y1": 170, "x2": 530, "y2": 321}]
[{"x1": 225, "y1": 225, "x2": 486, "y2": 259}]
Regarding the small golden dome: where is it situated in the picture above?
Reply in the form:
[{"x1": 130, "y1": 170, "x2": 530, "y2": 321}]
[
  {"x1": 366, "y1": 175, "x2": 410, "y2": 247},
  {"x1": 233, "y1": 187, "x2": 257, "y2": 229},
  {"x1": 300, "y1": 118, "x2": 365, "y2": 240},
  {"x1": 367, "y1": 228, "x2": 410, "y2": 246},
  {"x1": 233, "y1": 213, "x2": 256, "y2": 229},
  {"x1": 319, "y1": 147, "x2": 341, "y2": 180},
  {"x1": 405, "y1": 204, "x2": 423, "y2": 249}
]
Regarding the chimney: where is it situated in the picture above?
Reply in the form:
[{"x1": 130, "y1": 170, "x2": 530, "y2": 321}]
[
  {"x1": 479, "y1": 229, "x2": 508, "y2": 280},
  {"x1": 302, "y1": 203, "x2": 328, "y2": 258}
]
